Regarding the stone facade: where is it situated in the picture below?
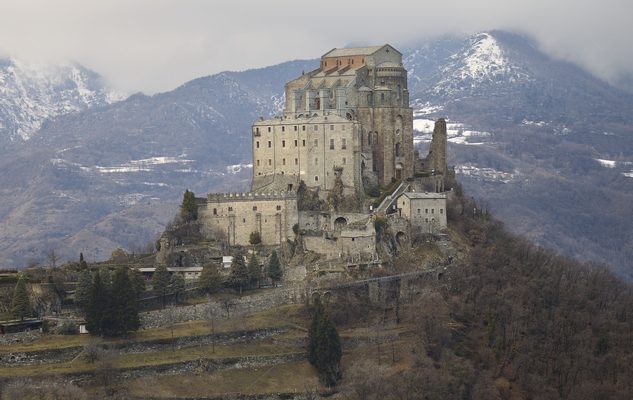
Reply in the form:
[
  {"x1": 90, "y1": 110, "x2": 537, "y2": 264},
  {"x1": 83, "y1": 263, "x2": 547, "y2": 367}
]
[
  {"x1": 199, "y1": 192, "x2": 298, "y2": 246},
  {"x1": 251, "y1": 115, "x2": 361, "y2": 194},
  {"x1": 396, "y1": 192, "x2": 447, "y2": 234},
  {"x1": 414, "y1": 118, "x2": 448, "y2": 192},
  {"x1": 281, "y1": 44, "x2": 414, "y2": 188}
]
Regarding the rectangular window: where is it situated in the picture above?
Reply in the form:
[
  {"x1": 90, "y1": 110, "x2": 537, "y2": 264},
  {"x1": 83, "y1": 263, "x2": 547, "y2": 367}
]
[
  {"x1": 268, "y1": 141, "x2": 272, "y2": 148},
  {"x1": 314, "y1": 139, "x2": 318, "y2": 147},
  {"x1": 256, "y1": 141, "x2": 260, "y2": 148},
  {"x1": 282, "y1": 140, "x2": 286, "y2": 147},
  {"x1": 314, "y1": 176, "x2": 319, "y2": 181},
  {"x1": 302, "y1": 126, "x2": 306, "y2": 131},
  {"x1": 330, "y1": 125, "x2": 334, "y2": 130},
  {"x1": 417, "y1": 209, "x2": 421, "y2": 214},
  {"x1": 341, "y1": 138, "x2": 347, "y2": 149},
  {"x1": 294, "y1": 139, "x2": 298, "y2": 147},
  {"x1": 425, "y1": 209, "x2": 428, "y2": 214},
  {"x1": 330, "y1": 139, "x2": 335, "y2": 149},
  {"x1": 294, "y1": 126, "x2": 298, "y2": 131},
  {"x1": 228, "y1": 207, "x2": 233, "y2": 212},
  {"x1": 440, "y1": 209, "x2": 444, "y2": 214},
  {"x1": 342, "y1": 157, "x2": 346, "y2": 164},
  {"x1": 256, "y1": 127, "x2": 260, "y2": 134},
  {"x1": 314, "y1": 125, "x2": 318, "y2": 131},
  {"x1": 302, "y1": 139, "x2": 306, "y2": 146},
  {"x1": 282, "y1": 158, "x2": 286, "y2": 165},
  {"x1": 282, "y1": 126, "x2": 285, "y2": 132},
  {"x1": 276, "y1": 205, "x2": 282, "y2": 211},
  {"x1": 256, "y1": 160, "x2": 260, "y2": 166},
  {"x1": 267, "y1": 127, "x2": 271, "y2": 132},
  {"x1": 295, "y1": 158, "x2": 298, "y2": 165},
  {"x1": 268, "y1": 159, "x2": 272, "y2": 166}
]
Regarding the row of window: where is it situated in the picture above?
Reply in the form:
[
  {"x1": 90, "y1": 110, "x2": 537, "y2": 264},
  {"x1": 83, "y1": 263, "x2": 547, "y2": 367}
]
[
  {"x1": 416, "y1": 208, "x2": 444, "y2": 215},
  {"x1": 255, "y1": 157, "x2": 347, "y2": 167},
  {"x1": 255, "y1": 124, "x2": 347, "y2": 135},
  {"x1": 212, "y1": 205, "x2": 282, "y2": 215},
  {"x1": 256, "y1": 137, "x2": 348, "y2": 149}
]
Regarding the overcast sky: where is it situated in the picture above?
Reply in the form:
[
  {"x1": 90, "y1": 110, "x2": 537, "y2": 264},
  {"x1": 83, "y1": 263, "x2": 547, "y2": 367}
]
[{"x1": 1, "y1": 0, "x2": 631, "y2": 94}]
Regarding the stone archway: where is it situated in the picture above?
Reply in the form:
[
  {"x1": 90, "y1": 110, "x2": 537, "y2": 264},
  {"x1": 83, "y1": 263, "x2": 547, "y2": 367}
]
[
  {"x1": 334, "y1": 216, "x2": 348, "y2": 228},
  {"x1": 395, "y1": 231, "x2": 407, "y2": 246}
]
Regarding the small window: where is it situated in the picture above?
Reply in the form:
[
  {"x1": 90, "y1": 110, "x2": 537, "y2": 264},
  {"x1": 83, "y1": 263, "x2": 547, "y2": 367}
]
[
  {"x1": 252, "y1": 206, "x2": 257, "y2": 211},
  {"x1": 228, "y1": 207, "x2": 233, "y2": 212},
  {"x1": 314, "y1": 139, "x2": 318, "y2": 147},
  {"x1": 294, "y1": 139, "x2": 298, "y2": 147},
  {"x1": 256, "y1": 160, "x2": 260, "y2": 166},
  {"x1": 330, "y1": 139, "x2": 335, "y2": 149},
  {"x1": 315, "y1": 176, "x2": 319, "y2": 181},
  {"x1": 213, "y1": 208, "x2": 217, "y2": 215},
  {"x1": 255, "y1": 127, "x2": 260, "y2": 134},
  {"x1": 256, "y1": 141, "x2": 260, "y2": 148},
  {"x1": 330, "y1": 125, "x2": 334, "y2": 130},
  {"x1": 282, "y1": 126, "x2": 285, "y2": 132},
  {"x1": 295, "y1": 158, "x2": 298, "y2": 165},
  {"x1": 381, "y1": 93, "x2": 385, "y2": 102},
  {"x1": 268, "y1": 127, "x2": 271, "y2": 132},
  {"x1": 268, "y1": 141, "x2": 272, "y2": 148},
  {"x1": 243, "y1": 218, "x2": 246, "y2": 223},
  {"x1": 282, "y1": 158, "x2": 286, "y2": 165},
  {"x1": 302, "y1": 126, "x2": 306, "y2": 131},
  {"x1": 294, "y1": 126, "x2": 298, "y2": 131},
  {"x1": 302, "y1": 139, "x2": 306, "y2": 146},
  {"x1": 425, "y1": 209, "x2": 428, "y2": 214},
  {"x1": 276, "y1": 205, "x2": 282, "y2": 211},
  {"x1": 440, "y1": 208, "x2": 444, "y2": 214},
  {"x1": 341, "y1": 138, "x2": 347, "y2": 150},
  {"x1": 417, "y1": 209, "x2": 421, "y2": 214},
  {"x1": 342, "y1": 157, "x2": 346, "y2": 164},
  {"x1": 282, "y1": 140, "x2": 286, "y2": 147},
  {"x1": 425, "y1": 218, "x2": 428, "y2": 223},
  {"x1": 268, "y1": 159, "x2": 272, "y2": 166},
  {"x1": 431, "y1": 209, "x2": 434, "y2": 214}
]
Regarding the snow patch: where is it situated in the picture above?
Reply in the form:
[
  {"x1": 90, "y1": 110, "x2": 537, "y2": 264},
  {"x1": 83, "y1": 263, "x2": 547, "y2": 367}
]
[
  {"x1": 594, "y1": 158, "x2": 616, "y2": 168},
  {"x1": 226, "y1": 163, "x2": 253, "y2": 174},
  {"x1": 413, "y1": 118, "x2": 491, "y2": 146},
  {"x1": 456, "y1": 164, "x2": 516, "y2": 183}
]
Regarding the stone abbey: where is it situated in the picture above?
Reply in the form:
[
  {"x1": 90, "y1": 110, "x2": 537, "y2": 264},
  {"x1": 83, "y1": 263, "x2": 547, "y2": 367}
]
[{"x1": 198, "y1": 44, "x2": 450, "y2": 257}]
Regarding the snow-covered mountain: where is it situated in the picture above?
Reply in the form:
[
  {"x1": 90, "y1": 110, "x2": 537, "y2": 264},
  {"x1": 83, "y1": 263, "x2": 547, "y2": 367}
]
[{"x1": 0, "y1": 58, "x2": 123, "y2": 142}]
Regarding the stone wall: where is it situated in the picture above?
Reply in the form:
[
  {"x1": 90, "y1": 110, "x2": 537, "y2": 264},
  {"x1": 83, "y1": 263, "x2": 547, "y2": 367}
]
[{"x1": 140, "y1": 287, "x2": 308, "y2": 329}]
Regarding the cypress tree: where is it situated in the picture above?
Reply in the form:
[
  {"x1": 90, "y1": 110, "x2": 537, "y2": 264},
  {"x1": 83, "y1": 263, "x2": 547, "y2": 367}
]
[
  {"x1": 247, "y1": 253, "x2": 261, "y2": 289},
  {"x1": 268, "y1": 250, "x2": 282, "y2": 287},
  {"x1": 11, "y1": 274, "x2": 31, "y2": 320},
  {"x1": 79, "y1": 252, "x2": 88, "y2": 270},
  {"x1": 199, "y1": 264, "x2": 222, "y2": 294},
  {"x1": 153, "y1": 263, "x2": 170, "y2": 307},
  {"x1": 307, "y1": 299, "x2": 342, "y2": 386},
  {"x1": 228, "y1": 253, "x2": 249, "y2": 295},
  {"x1": 109, "y1": 268, "x2": 140, "y2": 336},
  {"x1": 86, "y1": 270, "x2": 109, "y2": 335},
  {"x1": 180, "y1": 189, "x2": 198, "y2": 222},
  {"x1": 75, "y1": 270, "x2": 92, "y2": 311}
]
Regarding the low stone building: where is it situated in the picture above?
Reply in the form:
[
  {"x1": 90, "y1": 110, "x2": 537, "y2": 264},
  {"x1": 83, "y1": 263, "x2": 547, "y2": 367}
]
[
  {"x1": 396, "y1": 192, "x2": 447, "y2": 234},
  {"x1": 199, "y1": 191, "x2": 298, "y2": 246}
]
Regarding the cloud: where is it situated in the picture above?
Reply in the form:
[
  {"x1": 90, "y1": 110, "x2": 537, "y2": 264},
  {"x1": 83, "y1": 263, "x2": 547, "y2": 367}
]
[{"x1": 0, "y1": 0, "x2": 631, "y2": 93}]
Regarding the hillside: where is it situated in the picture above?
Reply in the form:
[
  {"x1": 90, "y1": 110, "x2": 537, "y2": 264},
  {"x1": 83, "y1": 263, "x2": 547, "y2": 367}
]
[{"x1": 0, "y1": 31, "x2": 632, "y2": 280}]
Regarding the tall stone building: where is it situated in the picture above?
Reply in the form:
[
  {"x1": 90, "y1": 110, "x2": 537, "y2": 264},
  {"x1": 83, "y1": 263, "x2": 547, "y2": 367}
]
[{"x1": 252, "y1": 44, "x2": 414, "y2": 193}]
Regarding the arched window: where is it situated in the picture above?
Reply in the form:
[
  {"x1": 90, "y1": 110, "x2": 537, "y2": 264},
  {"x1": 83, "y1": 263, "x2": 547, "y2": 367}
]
[{"x1": 213, "y1": 208, "x2": 217, "y2": 216}]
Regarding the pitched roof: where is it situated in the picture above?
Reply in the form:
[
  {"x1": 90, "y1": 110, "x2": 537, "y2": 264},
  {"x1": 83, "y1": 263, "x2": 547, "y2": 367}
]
[
  {"x1": 401, "y1": 192, "x2": 447, "y2": 200},
  {"x1": 322, "y1": 44, "x2": 400, "y2": 58}
]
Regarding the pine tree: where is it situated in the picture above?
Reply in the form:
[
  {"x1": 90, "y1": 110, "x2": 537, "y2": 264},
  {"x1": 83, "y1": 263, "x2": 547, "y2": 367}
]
[
  {"x1": 199, "y1": 264, "x2": 222, "y2": 294},
  {"x1": 75, "y1": 270, "x2": 92, "y2": 311},
  {"x1": 86, "y1": 270, "x2": 109, "y2": 335},
  {"x1": 11, "y1": 274, "x2": 31, "y2": 320},
  {"x1": 129, "y1": 268, "x2": 146, "y2": 299},
  {"x1": 169, "y1": 274, "x2": 186, "y2": 303},
  {"x1": 268, "y1": 250, "x2": 282, "y2": 287},
  {"x1": 108, "y1": 268, "x2": 140, "y2": 336},
  {"x1": 308, "y1": 299, "x2": 342, "y2": 386},
  {"x1": 247, "y1": 253, "x2": 261, "y2": 289},
  {"x1": 228, "y1": 253, "x2": 249, "y2": 295},
  {"x1": 180, "y1": 189, "x2": 198, "y2": 222},
  {"x1": 79, "y1": 252, "x2": 88, "y2": 270},
  {"x1": 153, "y1": 263, "x2": 170, "y2": 307}
]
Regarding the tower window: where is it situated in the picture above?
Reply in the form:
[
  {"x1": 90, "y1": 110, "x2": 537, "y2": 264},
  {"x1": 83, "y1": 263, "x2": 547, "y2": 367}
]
[
  {"x1": 256, "y1": 160, "x2": 260, "y2": 166},
  {"x1": 268, "y1": 159, "x2": 272, "y2": 166},
  {"x1": 302, "y1": 126, "x2": 306, "y2": 131},
  {"x1": 315, "y1": 176, "x2": 319, "y2": 181},
  {"x1": 294, "y1": 139, "x2": 298, "y2": 147},
  {"x1": 330, "y1": 139, "x2": 335, "y2": 149},
  {"x1": 282, "y1": 140, "x2": 286, "y2": 147},
  {"x1": 440, "y1": 208, "x2": 444, "y2": 214},
  {"x1": 276, "y1": 205, "x2": 282, "y2": 210},
  {"x1": 294, "y1": 126, "x2": 298, "y2": 131},
  {"x1": 256, "y1": 127, "x2": 260, "y2": 134},
  {"x1": 213, "y1": 208, "x2": 217, "y2": 215},
  {"x1": 268, "y1": 127, "x2": 271, "y2": 132},
  {"x1": 282, "y1": 126, "x2": 285, "y2": 132},
  {"x1": 341, "y1": 138, "x2": 347, "y2": 149},
  {"x1": 295, "y1": 158, "x2": 298, "y2": 165},
  {"x1": 256, "y1": 141, "x2": 260, "y2": 148},
  {"x1": 302, "y1": 139, "x2": 306, "y2": 146},
  {"x1": 268, "y1": 141, "x2": 272, "y2": 148},
  {"x1": 283, "y1": 158, "x2": 286, "y2": 165}
]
